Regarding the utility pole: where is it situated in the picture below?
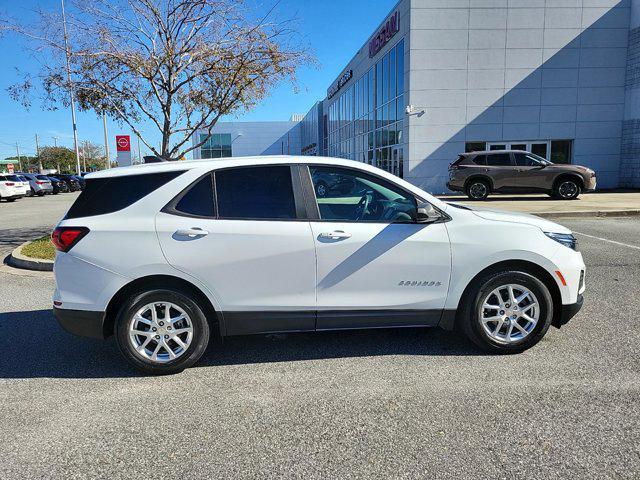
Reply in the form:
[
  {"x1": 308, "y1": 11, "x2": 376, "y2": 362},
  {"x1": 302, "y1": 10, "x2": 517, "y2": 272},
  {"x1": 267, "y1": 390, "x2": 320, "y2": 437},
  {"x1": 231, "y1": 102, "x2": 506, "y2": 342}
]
[
  {"x1": 15, "y1": 143, "x2": 22, "y2": 171},
  {"x1": 137, "y1": 135, "x2": 142, "y2": 164},
  {"x1": 61, "y1": 0, "x2": 81, "y2": 176},
  {"x1": 35, "y1": 134, "x2": 42, "y2": 173},
  {"x1": 52, "y1": 136, "x2": 60, "y2": 172},
  {"x1": 82, "y1": 141, "x2": 87, "y2": 172},
  {"x1": 102, "y1": 111, "x2": 110, "y2": 169}
]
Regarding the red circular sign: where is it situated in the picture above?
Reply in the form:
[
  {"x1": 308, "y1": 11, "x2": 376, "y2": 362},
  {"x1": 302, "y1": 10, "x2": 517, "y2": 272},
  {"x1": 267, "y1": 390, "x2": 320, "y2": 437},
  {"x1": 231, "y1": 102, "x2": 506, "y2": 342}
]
[{"x1": 117, "y1": 137, "x2": 129, "y2": 148}]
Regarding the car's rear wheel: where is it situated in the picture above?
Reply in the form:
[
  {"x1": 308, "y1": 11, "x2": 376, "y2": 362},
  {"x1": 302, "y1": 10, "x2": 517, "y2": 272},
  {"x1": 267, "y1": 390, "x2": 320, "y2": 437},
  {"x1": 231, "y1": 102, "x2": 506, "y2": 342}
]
[
  {"x1": 553, "y1": 178, "x2": 581, "y2": 200},
  {"x1": 115, "y1": 288, "x2": 210, "y2": 374},
  {"x1": 466, "y1": 179, "x2": 490, "y2": 200},
  {"x1": 460, "y1": 271, "x2": 553, "y2": 354}
]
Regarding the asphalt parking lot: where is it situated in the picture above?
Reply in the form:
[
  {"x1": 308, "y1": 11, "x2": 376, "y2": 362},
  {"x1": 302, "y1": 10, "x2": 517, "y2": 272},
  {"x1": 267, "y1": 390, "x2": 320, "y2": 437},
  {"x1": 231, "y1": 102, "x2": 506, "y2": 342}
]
[{"x1": 0, "y1": 195, "x2": 639, "y2": 479}]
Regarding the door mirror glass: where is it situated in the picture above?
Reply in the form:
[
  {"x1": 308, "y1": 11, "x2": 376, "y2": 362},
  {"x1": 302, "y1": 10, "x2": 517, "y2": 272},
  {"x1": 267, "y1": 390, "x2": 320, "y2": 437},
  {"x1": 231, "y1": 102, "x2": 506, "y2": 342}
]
[{"x1": 416, "y1": 202, "x2": 441, "y2": 224}]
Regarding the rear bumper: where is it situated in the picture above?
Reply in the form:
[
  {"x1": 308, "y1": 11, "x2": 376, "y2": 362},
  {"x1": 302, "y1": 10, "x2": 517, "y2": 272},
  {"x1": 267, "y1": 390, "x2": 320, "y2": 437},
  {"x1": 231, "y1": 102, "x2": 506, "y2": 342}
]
[
  {"x1": 554, "y1": 294, "x2": 584, "y2": 328},
  {"x1": 446, "y1": 181, "x2": 464, "y2": 192},
  {"x1": 54, "y1": 306, "x2": 106, "y2": 339}
]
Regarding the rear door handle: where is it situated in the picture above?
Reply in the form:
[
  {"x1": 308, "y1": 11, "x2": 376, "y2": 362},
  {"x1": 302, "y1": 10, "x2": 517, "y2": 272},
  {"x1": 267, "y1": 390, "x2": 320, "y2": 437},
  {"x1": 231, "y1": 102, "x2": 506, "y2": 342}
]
[
  {"x1": 319, "y1": 230, "x2": 352, "y2": 240},
  {"x1": 175, "y1": 227, "x2": 209, "y2": 238}
]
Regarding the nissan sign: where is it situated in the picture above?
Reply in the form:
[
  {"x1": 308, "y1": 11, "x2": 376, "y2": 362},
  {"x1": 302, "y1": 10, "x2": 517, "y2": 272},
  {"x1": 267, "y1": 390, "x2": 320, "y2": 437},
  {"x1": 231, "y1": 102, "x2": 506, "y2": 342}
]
[{"x1": 369, "y1": 11, "x2": 400, "y2": 58}]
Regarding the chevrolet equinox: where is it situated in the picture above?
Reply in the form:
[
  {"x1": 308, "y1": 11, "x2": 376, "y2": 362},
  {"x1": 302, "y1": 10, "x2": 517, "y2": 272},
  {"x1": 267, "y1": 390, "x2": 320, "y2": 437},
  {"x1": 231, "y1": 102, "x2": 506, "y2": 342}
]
[{"x1": 52, "y1": 156, "x2": 586, "y2": 374}]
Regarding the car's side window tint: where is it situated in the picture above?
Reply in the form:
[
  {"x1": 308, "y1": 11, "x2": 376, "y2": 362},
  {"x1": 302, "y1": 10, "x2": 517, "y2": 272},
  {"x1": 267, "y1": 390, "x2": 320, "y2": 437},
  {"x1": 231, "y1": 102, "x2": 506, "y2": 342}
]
[
  {"x1": 486, "y1": 153, "x2": 512, "y2": 166},
  {"x1": 513, "y1": 153, "x2": 541, "y2": 167},
  {"x1": 215, "y1": 166, "x2": 297, "y2": 220},
  {"x1": 310, "y1": 166, "x2": 416, "y2": 223},
  {"x1": 473, "y1": 155, "x2": 487, "y2": 166},
  {"x1": 174, "y1": 174, "x2": 215, "y2": 217}
]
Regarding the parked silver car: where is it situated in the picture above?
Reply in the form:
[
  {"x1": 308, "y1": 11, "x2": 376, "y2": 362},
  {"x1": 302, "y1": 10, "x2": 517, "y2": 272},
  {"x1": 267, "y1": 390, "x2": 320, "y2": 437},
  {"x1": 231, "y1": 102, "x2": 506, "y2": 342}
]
[{"x1": 19, "y1": 173, "x2": 54, "y2": 196}]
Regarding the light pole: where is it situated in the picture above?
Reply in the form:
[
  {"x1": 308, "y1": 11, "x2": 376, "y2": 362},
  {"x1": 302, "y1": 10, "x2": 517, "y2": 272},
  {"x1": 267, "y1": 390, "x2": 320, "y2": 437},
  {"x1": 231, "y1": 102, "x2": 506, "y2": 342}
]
[
  {"x1": 102, "y1": 111, "x2": 110, "y2": 169},
  {"x1": 61, "y1": 0, "x2": 81, "y2": 175}
]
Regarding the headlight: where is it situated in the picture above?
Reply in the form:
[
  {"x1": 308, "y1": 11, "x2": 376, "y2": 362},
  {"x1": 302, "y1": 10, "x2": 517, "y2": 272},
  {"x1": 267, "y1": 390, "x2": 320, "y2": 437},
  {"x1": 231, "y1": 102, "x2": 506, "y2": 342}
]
[{"x1": 545, "y1": 232, "x2": 578, "y2": 251}]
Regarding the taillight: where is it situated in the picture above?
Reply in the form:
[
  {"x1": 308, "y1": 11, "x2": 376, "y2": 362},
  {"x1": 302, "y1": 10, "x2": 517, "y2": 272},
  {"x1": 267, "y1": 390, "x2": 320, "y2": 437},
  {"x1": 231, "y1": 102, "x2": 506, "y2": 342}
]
[
  {"x1": 51, "y1": 227, "x2": 90, "y2": 252},
  {"x1": 36, "y1": 180, "x2": 46, "y2": 185},
  {"x1": 5, "y1": 182, "x2": 15, "y2": 186}
]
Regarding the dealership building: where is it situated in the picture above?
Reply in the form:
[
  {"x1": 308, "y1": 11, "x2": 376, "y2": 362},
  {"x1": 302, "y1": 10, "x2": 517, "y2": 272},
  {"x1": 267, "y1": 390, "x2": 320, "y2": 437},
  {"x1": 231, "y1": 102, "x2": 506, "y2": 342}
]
[{"x1": 194, "y1": 0, "x2": 640, "y2": 192}]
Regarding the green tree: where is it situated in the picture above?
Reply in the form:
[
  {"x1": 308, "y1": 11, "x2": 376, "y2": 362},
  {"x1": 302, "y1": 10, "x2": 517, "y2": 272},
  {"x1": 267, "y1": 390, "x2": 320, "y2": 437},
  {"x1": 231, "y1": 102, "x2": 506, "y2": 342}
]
[{"x1": 37, "y1": 146, "x2": 76, "y2": 173}]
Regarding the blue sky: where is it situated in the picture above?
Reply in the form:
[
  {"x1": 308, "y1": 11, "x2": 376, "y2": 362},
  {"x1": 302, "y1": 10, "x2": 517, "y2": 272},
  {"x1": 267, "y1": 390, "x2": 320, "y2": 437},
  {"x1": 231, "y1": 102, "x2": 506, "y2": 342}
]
[{"x1": 0, "y1": 0, "x2": 395, "y2": 160}]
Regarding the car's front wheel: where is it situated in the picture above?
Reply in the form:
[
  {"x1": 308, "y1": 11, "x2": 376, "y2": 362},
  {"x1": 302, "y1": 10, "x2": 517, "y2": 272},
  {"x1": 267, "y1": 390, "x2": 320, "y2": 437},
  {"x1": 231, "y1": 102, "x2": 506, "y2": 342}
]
[
  {"x1": 553, "y1": 178, "x2": 581, "y2": 200},
  {"x1": 115, "y1": 288, "x2": 210, "y2": 374},
  {"x1": 460, "y1": 271, "x2": 553, "y2": 354}
]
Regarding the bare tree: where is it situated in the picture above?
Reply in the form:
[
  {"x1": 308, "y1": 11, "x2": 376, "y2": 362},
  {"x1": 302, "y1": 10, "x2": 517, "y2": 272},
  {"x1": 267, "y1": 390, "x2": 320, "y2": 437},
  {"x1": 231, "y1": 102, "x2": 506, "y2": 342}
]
[{"x1": 9, "y1": 0, "x2": 312, "y2": 159}]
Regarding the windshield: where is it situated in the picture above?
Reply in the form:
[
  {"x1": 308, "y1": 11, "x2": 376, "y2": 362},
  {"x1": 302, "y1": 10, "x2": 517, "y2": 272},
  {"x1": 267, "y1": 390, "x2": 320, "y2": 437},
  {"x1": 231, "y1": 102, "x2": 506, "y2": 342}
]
[{"x1": 529, "y1": 152, "x2": 553, "y2": 165}]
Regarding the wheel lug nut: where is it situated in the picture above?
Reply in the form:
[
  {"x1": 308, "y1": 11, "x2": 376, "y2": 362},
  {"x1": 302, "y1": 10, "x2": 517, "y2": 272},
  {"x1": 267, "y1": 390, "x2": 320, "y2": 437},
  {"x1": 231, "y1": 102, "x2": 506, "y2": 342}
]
[
  {"x1": 159, "y1": 322, "x2": 164, "y2": 326},
  {"x1": 500, "y1": 310, "x2": 505, "y2": 315},
  {"x1": 505, "y1": 303, "x2": 510, "y2": 308},
  {"x1": 155, "y1": 335, "x2": 160, "y2": 339},
  {"x1": 167, "y1": 326, "x2": 172, "y2": 330},
  {"x1": 512, "y1": 315, "x2": 517, "y2": 319},
  {"x1": 164, "y1": 334, "x2": 169, "y2": 339},
  {"x1": 152, "y1": 327, "x2": 157, "y2": 332}
]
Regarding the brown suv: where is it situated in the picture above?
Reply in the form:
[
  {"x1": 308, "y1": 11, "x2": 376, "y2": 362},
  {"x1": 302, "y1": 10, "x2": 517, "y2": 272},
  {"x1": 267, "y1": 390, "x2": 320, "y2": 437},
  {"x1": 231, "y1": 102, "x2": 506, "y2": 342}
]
[{"x1": 447, "y1": 150, "x2": 597, "y2": 200}]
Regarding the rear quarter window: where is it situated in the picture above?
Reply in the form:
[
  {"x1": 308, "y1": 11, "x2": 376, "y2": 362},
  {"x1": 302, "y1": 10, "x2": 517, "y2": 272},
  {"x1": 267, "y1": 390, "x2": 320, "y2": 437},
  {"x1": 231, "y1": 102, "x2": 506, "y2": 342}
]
[{"x1": 66, "y1": 171, "x2": 185, "y2": 219}]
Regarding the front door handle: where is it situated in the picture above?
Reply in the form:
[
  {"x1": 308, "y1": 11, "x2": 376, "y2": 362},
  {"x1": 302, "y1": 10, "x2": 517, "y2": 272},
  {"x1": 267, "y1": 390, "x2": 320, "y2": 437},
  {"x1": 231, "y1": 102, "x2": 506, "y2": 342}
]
[
  {"x1": 175, "y1": 227, "x2": 209, "y2": 238},
  {"x1": 319, "y1": 230, "x2": 352, "y2": 240}
]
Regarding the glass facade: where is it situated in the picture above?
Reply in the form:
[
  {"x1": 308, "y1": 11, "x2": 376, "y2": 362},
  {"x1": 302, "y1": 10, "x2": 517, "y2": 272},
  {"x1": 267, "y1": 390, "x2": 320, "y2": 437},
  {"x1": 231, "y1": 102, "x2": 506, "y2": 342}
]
[
  {"x1": 326, "y1": 39, "x2": 405, "y2": 177},
  {"x1": 200, "y1": 133, "x2": 232, "y2": 159}
]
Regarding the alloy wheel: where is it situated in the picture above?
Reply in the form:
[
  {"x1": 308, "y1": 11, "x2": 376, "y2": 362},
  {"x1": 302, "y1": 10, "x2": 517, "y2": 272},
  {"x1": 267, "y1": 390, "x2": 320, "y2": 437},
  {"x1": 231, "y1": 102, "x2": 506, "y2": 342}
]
[
  {"x1": 469, "y1": 182, "x2": 487, "y2": 199},
  {"x1": 479, "y1": 284, "x2": 539, "y2": 344},
  {"x1": 558, "y1": 181, "x2": 578, "y2": 199},
  {"x1": 128, "y1": 302, "x2": 194, "y2": 363}
]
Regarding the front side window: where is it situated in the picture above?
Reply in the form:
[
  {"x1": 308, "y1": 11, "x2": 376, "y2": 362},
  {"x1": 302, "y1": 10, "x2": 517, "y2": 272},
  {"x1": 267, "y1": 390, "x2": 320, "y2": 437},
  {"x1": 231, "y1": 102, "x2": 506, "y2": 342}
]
[
  {"x1": 486, "y1": 153, "x2": 512, "y2": 166},
  {"x1": 513, "y1": 153, "x2": 544, "y2": 167},
  {"x1": 310, "y1": 166, "x2": 416, "y2": 223},
  {"x1": 215, "y1": 166, "x2": 297, "y2": 220}
]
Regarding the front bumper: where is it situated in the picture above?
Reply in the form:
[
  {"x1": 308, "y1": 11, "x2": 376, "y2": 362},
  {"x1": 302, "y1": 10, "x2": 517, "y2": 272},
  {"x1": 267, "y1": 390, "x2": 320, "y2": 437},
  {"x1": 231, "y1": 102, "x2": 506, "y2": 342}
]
[
  {"x1": 554, "y1": 294, "x2": 584, "y2": 328},
  {"x1": 54, "y1": 306, "x2": 106, "y2": 339}
]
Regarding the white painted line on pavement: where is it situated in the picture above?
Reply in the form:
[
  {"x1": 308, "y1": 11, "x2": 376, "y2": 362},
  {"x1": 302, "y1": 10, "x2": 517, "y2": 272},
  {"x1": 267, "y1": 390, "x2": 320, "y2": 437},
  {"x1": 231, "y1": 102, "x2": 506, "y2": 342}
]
[{"x1": 574, "y1": 232, "x2": 640, "y2": 251}]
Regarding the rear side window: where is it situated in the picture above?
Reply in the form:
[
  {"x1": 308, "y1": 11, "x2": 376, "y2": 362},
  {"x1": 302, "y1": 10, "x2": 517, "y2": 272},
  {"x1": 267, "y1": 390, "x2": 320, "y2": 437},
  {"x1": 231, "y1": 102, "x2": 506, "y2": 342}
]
[
  {"x1": 472, "y1": 155, "x2": 487, "y2": 166},
  {"x1": 215, "y1": 166, "x2": 296, "y2": 220},
  {"x1": 486, "y1": 153, "x2": 512, "y2": 166},
  {"x1": 6, "y1": 175, "x2": 20, "y2": 181},
  {"x1": 36, "y1": 175, "x2": 49, "y2": 180},
  {"x1": 66, "y1": 171, "x2": 185, "y2": 219},
  {"x1": 173, "y1": 174, "x2": 215, "y2": 217}
]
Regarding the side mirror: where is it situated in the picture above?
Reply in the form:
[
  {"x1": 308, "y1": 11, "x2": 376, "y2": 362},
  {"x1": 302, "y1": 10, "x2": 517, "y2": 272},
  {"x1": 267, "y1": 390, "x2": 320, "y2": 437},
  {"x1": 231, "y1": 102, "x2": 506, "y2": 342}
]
[{"x1": 416, "y1": 202, "x2": 441, "y2": 224}]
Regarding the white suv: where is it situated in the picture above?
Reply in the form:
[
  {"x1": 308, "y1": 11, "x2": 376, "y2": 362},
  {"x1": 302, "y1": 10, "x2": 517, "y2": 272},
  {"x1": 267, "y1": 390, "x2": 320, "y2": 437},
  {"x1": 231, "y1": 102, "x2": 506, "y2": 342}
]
[
  {"x1": 0, "y1": 174, "x2": 26, "y2": 201},
  {"x1": 52, "y1": 156, "x2": 585, "y2": 374}
]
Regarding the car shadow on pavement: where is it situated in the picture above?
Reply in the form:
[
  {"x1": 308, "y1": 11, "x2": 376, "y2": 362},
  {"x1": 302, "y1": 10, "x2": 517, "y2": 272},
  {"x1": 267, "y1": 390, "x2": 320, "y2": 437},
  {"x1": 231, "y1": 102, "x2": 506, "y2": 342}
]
[{"x1": 0, "y1": 309, "x2": 482, "y2": 379}]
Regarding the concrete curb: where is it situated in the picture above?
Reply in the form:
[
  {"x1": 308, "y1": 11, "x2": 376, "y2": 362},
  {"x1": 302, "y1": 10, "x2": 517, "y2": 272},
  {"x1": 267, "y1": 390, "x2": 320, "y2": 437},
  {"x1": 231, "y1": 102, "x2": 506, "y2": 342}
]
[
  {"x1": 8, "y1": 241, "x2": 54, "y2": 272},
  {"x1": 533, "y1": 209, "x2": 640, "y2": 219}
]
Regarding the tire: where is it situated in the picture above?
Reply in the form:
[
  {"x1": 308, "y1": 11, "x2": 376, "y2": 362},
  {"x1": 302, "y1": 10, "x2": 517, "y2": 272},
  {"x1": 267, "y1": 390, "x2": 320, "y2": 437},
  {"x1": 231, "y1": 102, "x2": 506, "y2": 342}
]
[
  {"x1": 553, "y1": 178, "x2": 581, "y2": 200},
  {"x1": 115, "y1": 288, "x2": 210, "y2": 375},
  {"x1": 6, "y1": 198, "x2": 16, "y2": 202},
  {"x1": 37, "y1": 191, "x2": 45, "y2": 197},
  {"x1": 30, "y1": 188, "x2": 35, "y2": 197},
  {"x1": 459, "y1": 270, "x2": 553, "y2": 354},
  {"x1": 466, "y1": 179, "x2": 490, "y2": 200},
  {"x1": 316, "y1": 181, "x2": 328, "y2": 198}
]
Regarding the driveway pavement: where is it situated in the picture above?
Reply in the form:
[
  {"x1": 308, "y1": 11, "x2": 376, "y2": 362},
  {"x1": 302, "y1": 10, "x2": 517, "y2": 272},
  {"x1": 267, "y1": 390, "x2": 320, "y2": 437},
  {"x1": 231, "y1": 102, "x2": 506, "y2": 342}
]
[
  {"x1": 0, "y1": 196, "x2": 639, "y2": 478},
  {"x1": 442, "y1": 191, "x2": 640, "y2": 218},
  {"x1": 0, "y1": 192, "x2": 79, "y2": 259}
]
